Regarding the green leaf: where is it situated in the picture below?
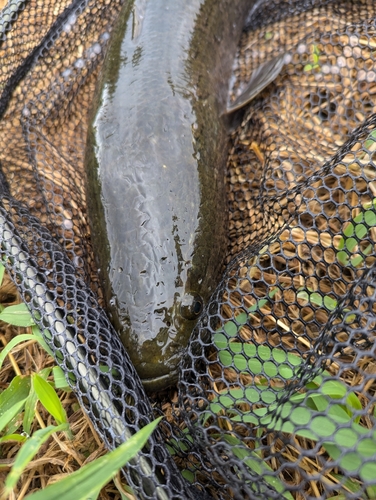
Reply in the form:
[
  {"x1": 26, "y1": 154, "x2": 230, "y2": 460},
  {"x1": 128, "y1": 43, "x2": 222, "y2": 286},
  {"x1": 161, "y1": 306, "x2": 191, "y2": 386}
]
[
  {"x1": 297, "y1": 291, "x2": 338, "y2": 311},
  {"x1": 223, "y1": 320, "x2": 238, "y2": 337},
  {"x1": 181, "y1": 470, "x2": 195, "y2": 483},
  {"x1": 364, "y1": 129, "x2": 376, "y2": 150},
  {"x1": 225, "y1": 383, "x2": 376, "y2": 478},
  {"x1": 32, "y1": 374, "x2": 68, "y2": 427},
  {"x1": 345, "y1": 237, "x2": 358, "y2": 253},
  {"x1": 0, "y1": 262, "x2": 5, "y2": 287},
  {"x1": 355, "y1": 223, "x2": 367, "y2": 240},
  {"x1": 24, "y1": 418, "x2": 162, "y2": 500},
  {"x1": 52, "y1": 366, "x2": 71, "y2": 391},
  {"x1": 99, "y1": 365, "x2": 121, "y2": 377},
  {"x1": 337, "y1": 250, "x2": 349, "y2": 266},
  {"x1": 342, "y1": 222, "x2": 355, "y2": 240},
  {"x1": 0, "y1": 433, "x2": 27, "y2": 443},
  {"x1": 0, "y1": 375, "x2": 31, "y2": 416},
  {"x1": 20, "y1": 372, "x2": 51, "y2": 438},
  {"x1": 320, "y1": 380, "x2": 347, "y2": 398},
  {"x1": 324, "y1": 296, "x2": 338, "y2": 310},
  {"x1": 23, "y1": 383, "x2": 38, "y2": 436},
  {"x1": 0, "y1": 399, "x2": 28, "y2": 434},
  {"x1": 0, "y1": 376, "x2": 31, "y2": 433},
  {"x1": 331, "y1": 473, "x2": 362, "y2": 494},
  {"x1": 218, "y1": 350, "x2": 247, "y2": 371},
  {"x1": 336, "y1": 198, "x2": 376, "y2": 267},
  {"x1": 364, "y1": 209, "x2": 376, "y2": 226},
  {"x1": 222, "y1": 434, "x2": 294, "y2": 499},
  {"x1": 0, "y1": 334, "x2": 40, "y2": 370},
  {"x1": 217, "y1": 343, "x2": 301, "y2": 380},
  {"x1": 306, "y1": 394, "x2": 329, "y2": 412},
  {"x1": 366, "y1": 485, "x2": 376, "y2": 498},
  {"x1": 166, "y1": 430, "x2": 194, "y2": 454},
  {"x1": 4, "y1": 424, "x2": 68, "y2": 492},
  {"x1": 345, "y1": 393, "x2": 362, "y2": 423},
  {"x1": 217, "y1": 291, "x2": 279, "y2": 339},
  {"x1": 213, "y1": 332, "x2": 228, "y2": 349},
  {"x1": 31, "y1": 325, "x2": 54, "y2": 356},
  {"x1": 0, "y1": 303, "x2": 35, "y2": 327}
]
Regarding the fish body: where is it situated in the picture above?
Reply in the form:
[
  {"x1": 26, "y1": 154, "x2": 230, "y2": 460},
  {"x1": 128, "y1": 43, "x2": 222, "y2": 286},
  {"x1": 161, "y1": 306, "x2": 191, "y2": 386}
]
[{"x1": 86, "y1": 0, "x2": 252, "y2": 391}]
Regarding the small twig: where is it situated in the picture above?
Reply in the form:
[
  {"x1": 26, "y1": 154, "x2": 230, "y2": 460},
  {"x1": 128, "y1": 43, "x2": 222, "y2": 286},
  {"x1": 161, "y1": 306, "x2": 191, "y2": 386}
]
[
  {"x1": 16, "y1": 469, "x2": 36, "y2": 500},
  {"x1": 249, "y1": 141, "x2": 265, "y2": 164}
]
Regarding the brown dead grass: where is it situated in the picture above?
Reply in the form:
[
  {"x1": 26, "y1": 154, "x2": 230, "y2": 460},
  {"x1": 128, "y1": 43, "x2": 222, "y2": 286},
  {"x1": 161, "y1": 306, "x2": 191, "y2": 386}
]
[
  {"x1": 0, "y1": 271, "x2": 127, "y2": 499},
  {"x1": 1, "y1": 0, "x2": 376, "y2": 499}
]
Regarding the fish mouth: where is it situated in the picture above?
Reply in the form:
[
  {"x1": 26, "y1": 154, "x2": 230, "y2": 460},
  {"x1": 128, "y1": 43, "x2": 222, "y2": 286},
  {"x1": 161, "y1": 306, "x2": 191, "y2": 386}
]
[{"x1": 141, "y1": 369, "x2": 179, "y2": 394}]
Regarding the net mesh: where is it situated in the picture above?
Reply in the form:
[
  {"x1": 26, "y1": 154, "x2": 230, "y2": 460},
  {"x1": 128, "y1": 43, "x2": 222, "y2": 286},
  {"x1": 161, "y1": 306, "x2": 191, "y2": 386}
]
[{"x1": 1, "y1": 0, "x2": 376, "y2": 499}]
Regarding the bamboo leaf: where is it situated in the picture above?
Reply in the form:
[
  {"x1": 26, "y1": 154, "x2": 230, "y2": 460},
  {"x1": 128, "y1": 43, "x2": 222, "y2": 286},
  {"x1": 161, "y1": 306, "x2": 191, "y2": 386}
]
[
  {"x1": 31, "y1": 325, "x2": 54, "y2": 356},
  {"x1": 0, "y1": 334, "x2": 39, "y2": 370},
  {"x1": 53, "y1": 366, "x2": 71, "y2": 391},
  {"x1": 0, "y1": 375, "x2": 31, "y2": 417},
  {"x1": 4, "y1": 424, "x2": 68, "y2": 492},
  {"x1": 222, "y1": 434, "x2": 294, "y2": 499},
  {"x1": 32, "y1": 374, "x2": 68, "y2": 426},
  {"x1": 23, "y1": 383, "x2": 38, "y2": 436},
  {"x1": 0, "y1": 376, "x2": 31, "y2": 433},
  {"x1": 0, "y1": 303, "x2": 35, "y2": 327},
  {"x1": 0, "y1": 433, "x2": 27, "y2": 443},
  {"x1": 0, "y1": 399, "x2": 28, "y2": 434},
  {"x1": 0, "y1": 262, "x2": 5, "y2": 287},
  {"x1": 24, "y1": 418, "x2": 162, "y2": 500}
]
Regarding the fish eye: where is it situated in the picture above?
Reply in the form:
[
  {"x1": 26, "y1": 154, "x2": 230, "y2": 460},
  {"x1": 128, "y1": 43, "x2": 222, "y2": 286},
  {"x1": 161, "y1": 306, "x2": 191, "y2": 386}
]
[{"x1": 180, "y1": 293, "x2": 203, "y2": 320}]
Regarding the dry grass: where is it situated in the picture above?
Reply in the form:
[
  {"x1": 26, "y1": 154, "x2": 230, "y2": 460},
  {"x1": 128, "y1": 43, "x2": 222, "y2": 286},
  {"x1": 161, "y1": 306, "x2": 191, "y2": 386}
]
[
  {"x1": 0, "y1": 272, "x2": 128, "y2": 499},
  {"x1": 1, "y1": 0, "x2": 376, "y2": 499}
]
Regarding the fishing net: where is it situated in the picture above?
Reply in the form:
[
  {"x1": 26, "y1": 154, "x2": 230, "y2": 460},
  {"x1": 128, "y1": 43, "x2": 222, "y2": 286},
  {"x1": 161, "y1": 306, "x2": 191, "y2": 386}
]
[{"x1": 1, "y1": 0, "x2": 376, "y2": 499}]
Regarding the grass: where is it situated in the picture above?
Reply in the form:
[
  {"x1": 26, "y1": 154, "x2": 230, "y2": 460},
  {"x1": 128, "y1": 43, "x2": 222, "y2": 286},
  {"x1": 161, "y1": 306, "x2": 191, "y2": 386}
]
[
  {"x1": 2, "y1": 1, "x2": 376, "y2": 497},
  {"x1": 0, "y1": 264, "x2": 159, "y2": 500},
  {"x1": 213, "y1": 311, "x2": 376, "y2": 485},
  {"x1": 3, "y1": 179, "x2": 376, "y2": 498}
]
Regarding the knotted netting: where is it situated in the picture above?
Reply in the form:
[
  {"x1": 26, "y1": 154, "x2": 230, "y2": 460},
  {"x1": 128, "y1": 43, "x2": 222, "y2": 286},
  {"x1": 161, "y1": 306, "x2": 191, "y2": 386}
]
[{"x1": 1, "y1": 0, "x2": 376, "y2": 499}]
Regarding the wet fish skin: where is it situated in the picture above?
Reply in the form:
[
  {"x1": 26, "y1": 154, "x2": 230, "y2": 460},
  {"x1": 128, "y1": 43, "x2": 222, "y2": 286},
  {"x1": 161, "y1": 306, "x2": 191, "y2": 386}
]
[{"x1": 85, "y1": 0, "x2": 251, "y2": 392}]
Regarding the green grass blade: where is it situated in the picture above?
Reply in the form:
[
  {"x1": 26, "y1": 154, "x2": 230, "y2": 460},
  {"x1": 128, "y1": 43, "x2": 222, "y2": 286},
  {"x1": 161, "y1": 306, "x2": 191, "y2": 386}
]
[
  {"x1": 366, "y1": 485, "x2": 376, "y2": 498},
  {"x1": 52, "y1": 366, "x2": 71, "y2": 391},
  {"x1": 32, "y1": 374, "x2": 68, "y2": 426},
  {"x1": 23, "y1": 383, "x2": 38, "y2": 436},
  {"x1": 0, "y1": 303, "x2": 35, "y2": 327},
  {"x1": 0, "y1": 375, "x2": 31, "y2": 433},
  {"x1": 0, "y1": 262, "x2": 5, "y2": 287},
  {"x1": 4, "y1": 423, "x2": 68, "y2": 492},
  {"x1": 0, "y1": 375, "x2": 31, "y2": 415},
  {"x1": 0, "y1": 399, "x2": 28, "y2": 433},
  {"x1": 24, "y1": 418, "x2": 162, "y2": 500},
  {"x1": 0, "y1": 433, "x2": 27, "y2": 443},
  {"x1": 223, "y1": 434, "x2": 294, "y2": 499},
  {"x1": 0, "y1": 334, "x2": 39, "y2": 370},
  {"x1": 31, "y1": 325, "x2": 53, "y2": 356}
]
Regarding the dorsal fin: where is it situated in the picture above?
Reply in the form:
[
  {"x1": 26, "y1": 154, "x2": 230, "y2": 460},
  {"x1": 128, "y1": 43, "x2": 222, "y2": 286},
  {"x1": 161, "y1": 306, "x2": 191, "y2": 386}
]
[{"x1": 225, "y1": 53, "x2": 286, "y2": 114}]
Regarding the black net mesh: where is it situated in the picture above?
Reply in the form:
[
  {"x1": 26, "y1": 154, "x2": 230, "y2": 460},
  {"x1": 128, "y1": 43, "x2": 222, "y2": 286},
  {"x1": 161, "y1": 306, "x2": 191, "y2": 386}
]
[{"x1": 1, "y1": 0, "x2": 376, "y2": 499}]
